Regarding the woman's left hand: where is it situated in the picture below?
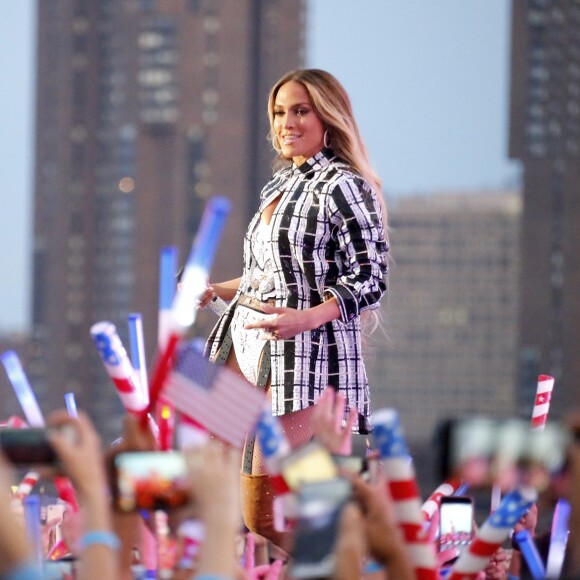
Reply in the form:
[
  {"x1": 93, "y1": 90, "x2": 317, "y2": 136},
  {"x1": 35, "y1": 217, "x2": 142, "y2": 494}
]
[
  {"x1": 244, "y1": 304, "x2": 316, "y2": 340},
  {"x1": 244, "y1": 299, "x2": 340, "y2": 340}
]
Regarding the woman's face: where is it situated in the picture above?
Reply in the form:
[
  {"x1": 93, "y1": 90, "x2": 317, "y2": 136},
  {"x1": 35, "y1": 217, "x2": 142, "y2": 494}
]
[{"x1": 273, "y1": 80, "x2": 325, "y2": 166}]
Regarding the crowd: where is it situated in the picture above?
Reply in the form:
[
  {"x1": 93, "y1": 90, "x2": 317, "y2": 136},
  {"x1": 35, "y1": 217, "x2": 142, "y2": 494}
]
[
  {"x1": 0, "y1": 388, "x2": 579, "y2": 580},
  {"x1": 1, "y1": 65, "x2": 578, "y2": 580}
]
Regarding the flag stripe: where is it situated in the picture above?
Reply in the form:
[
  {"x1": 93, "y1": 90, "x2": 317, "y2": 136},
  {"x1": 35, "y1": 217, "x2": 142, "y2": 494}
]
[
  {"x1": 163, "y1": 349, "x2": 266, "y2": 449},
  {"x1": 389, "y1": 479, "x2": 421, "y2": 501}
]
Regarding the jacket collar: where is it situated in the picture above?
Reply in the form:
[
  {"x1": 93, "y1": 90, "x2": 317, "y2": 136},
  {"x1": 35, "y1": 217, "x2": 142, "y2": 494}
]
[
  {"x1": 260, "y1": 148, "x2": 338, "y2": 204},
  {"x1": 295, "y1": 147, "x2": 335, "y2": 176}
]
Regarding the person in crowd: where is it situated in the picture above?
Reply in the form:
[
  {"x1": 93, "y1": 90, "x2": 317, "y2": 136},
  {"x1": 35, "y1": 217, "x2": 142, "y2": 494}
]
[
  {"x1": 0, "y1": 410, "x2": 120, "y2": 580},
  {"x1": 47, "y1": 410, "x2": 120, "y2": 580},
  {"x1": 0, "y1": 452, "x2": 44, "y2": 580},
  {"x1": 200, "y1": 68, "x2": 389, "y2": 548}
]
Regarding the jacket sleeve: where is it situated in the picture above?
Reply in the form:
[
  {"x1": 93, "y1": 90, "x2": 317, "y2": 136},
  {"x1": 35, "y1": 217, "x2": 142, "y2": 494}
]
[{"x1": 323, "y1": 177, "x2": 389, "y2": 324}]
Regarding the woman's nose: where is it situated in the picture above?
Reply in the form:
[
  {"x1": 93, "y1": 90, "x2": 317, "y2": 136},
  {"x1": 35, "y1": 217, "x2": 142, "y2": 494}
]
[{"x1": 283, "y1": 112, "x2": 295, "y2": 128}]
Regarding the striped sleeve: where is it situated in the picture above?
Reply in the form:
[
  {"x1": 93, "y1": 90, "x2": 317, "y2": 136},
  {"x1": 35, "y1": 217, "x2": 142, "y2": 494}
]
[{"x1": 323, "y1": 177, "x2": 388, "y2": 323}]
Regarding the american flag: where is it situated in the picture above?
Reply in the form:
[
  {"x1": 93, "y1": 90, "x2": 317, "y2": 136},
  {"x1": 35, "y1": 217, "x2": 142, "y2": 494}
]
[
  {"x1": 373, "y1": 409, "x2": 438, "y2": 580},
  {"x1": 255, "y1": 409, "x2": 291, "y2": 472},
  {"x1": 162, "y1": 342, "x2": 266, "y2": 449},
  {"x1": 447, "y1": 486, "x2": 537, "y2": 580}
]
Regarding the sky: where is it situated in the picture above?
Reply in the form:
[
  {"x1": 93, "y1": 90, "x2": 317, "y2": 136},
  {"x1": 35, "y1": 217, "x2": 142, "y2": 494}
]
[{"x1": 0, "y1": 0, "x2": 519, "y2": 334}]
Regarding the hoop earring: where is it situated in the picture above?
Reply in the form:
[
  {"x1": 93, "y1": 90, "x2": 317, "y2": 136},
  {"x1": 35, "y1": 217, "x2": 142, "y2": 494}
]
[{"x1": 323, "y1": 130, "x2": 331, "y2": 149}]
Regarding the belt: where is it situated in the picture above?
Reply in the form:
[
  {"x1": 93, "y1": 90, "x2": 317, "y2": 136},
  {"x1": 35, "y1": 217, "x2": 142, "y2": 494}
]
[{"x1": 237, "y1": 294, "x2": 276, "y2": 312}]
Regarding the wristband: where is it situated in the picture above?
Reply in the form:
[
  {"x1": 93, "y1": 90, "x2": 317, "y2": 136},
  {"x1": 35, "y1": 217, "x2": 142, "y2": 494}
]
[{"x1": 78, "y1": 530, "x2": 120, "y2": 552}]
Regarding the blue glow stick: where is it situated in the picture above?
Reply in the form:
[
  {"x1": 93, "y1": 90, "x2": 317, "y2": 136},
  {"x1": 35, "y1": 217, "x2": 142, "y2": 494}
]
[
  {"x1": 128, "y1": 313, "x2": 149, "y2": 405},
  {"x1": 1, "y1": 351, "x2": 45, "y2": 427},
  {"x1": 546, "y1": 498, "x2": 571, "y2": 579},
  {"x1": 65, "y1": 392, "x2": 78, "y2": 417},
  {"x1": 514, "y1": 529, "x2": 546, "y2": 580},
  {"x1": 159, "y1": 246, "x2": 178, "y2": 311},
  {"x1": 159, "y1": 246, "x2": 178, "y2": 349},
  {"x1": 172, "y1": 197, "x2": 231, "y2": 328},
  {"x1": 23, "y1": 495, "x2": 43, "y2": 568},
  {"x1": 143, "y1": 198, "x2": 231, "y2": 422},
  {"x1": 454, "y1": 482, "x2": 470, "y2": 496}
]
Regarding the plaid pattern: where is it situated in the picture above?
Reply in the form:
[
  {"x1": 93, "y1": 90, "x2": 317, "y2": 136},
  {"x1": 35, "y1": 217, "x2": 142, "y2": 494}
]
[{"x1": 207, "y1": 149, "x2": 388, "y2": 432}]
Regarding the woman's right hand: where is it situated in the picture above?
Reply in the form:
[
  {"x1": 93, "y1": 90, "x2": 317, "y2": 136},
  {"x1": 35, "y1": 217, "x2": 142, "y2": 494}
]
[
  {"x1": 196, "y1": 276, "x2": 242, "y2": 308},
  {"x1": 197, "y1": 284, "x2": 216, "y2": 309}
]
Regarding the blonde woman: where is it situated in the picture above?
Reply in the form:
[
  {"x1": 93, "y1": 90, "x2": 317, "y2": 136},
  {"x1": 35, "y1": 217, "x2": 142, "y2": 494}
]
[{"x1": 202, "y1": 69, "x2": 389, "y2": 549}]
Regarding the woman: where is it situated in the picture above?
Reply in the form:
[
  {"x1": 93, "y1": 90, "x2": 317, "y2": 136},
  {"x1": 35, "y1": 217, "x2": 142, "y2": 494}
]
[{"x1": 202, "y1": 68, "x2": 388, "y2": 547}]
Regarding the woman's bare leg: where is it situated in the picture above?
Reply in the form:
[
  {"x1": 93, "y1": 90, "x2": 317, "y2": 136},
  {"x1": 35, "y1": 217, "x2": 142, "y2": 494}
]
[{"x1": 225, "y1": 346, "x2": 315, "y2": 551}]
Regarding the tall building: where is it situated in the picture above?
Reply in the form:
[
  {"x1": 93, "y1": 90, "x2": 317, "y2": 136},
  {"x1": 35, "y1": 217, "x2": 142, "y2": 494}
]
[
  {"x1": 509, "y1": 1, "x2": 580, "y2": 417},
  {"x1": 31, "y1": 0, "x2": 305, "y2": 439},
  {"x1": 367, "y1": 190, "x2": 521, "y2": 444}
]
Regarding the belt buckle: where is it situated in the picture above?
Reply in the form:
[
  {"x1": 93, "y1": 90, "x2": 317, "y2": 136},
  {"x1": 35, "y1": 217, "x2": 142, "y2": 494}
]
[{"x1": 239, "y1": 294, "x2": 262, "y2": 313}]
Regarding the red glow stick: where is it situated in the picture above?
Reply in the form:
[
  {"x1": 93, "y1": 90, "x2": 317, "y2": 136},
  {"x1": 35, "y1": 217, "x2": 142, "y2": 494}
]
[
  {"x1": 420, "y1": 477, "x2": 462, "y2": 522},
  {"x1": 157, "y1": 401, "x2": 175, "y2": 451},
  {"x1": 531, "y1": 374, "x2": 554, "y2": 431},
  {"x1": 54, "y1": 476, "x2": 79, "y2": 512},
  {"x1": 157, "y1": 247, "x2": 178, "y2": 450},
  {"x1": 15, "y1": 471, "x2": 40, "y2": 499},
  {"x1": 141, "y1": 332, "x2": 180, "y2": 427}
]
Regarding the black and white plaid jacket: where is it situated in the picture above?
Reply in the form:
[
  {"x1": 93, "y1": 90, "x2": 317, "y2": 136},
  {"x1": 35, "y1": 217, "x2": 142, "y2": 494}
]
[{"x1": 207, "y1": 148, "x2": 388, "y2": 433}]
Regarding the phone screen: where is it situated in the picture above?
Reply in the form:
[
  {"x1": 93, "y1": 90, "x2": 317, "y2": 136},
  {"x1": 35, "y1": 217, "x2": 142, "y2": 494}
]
[
  {"x1": 438, "y1": 497, "x2": 474, "y2": 553},
  {"x1": 290, "y1": 479, "x2": 352, "y2": 579},
  {"x1": 0, "y1": 428, "x2": 58, "y2": 466},
  {"x1": 113, "y1": 451, "x2": 190, "y2": 512},
  {"x1": 279, "y1": 442, "x2": 338, "y2": 490}
]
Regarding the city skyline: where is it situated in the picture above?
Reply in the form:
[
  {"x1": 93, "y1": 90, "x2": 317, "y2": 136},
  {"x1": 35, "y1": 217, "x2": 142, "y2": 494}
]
[{"x1": 0, "y1": 1, "x2": 518, "y2": 332}]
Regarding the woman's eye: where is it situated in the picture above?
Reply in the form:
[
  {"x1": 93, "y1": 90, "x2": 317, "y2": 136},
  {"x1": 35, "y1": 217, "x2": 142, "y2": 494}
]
[
  {"x1": 274, "y1": 110, "x2": 284, "y2": 117},
  {"x1": 296, "y1": 108, "x2": 308, "y2": 116}
]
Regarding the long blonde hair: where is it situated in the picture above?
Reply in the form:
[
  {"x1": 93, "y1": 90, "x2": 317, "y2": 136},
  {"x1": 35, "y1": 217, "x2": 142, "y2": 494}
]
[
  {"x1": 268, "y1": 69, "x2": 389, "y2": 338},
  {"x1": 267, "y1": 68, "x2": 388, "y2": 231}
]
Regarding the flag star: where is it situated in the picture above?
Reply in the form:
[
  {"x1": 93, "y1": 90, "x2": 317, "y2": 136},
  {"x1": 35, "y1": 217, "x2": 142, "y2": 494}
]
[
  {"x1": 506, "y1": 500, "x2": 518, "y2": 512},
  {"x1": 390, "y1": 441, "x2": 404, "y2": 455}
]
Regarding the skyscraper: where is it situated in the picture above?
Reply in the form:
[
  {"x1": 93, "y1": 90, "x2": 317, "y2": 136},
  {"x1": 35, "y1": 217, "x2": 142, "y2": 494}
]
[
  {"x1": 509, "y1": 1, "x2": 580, "y2": 417},
  {"x1": 367, "y1": 190, "x2": 521, "y2": 444},
  {"x1": 31, "y1": 0, "x2": 305, "y2": 439}
]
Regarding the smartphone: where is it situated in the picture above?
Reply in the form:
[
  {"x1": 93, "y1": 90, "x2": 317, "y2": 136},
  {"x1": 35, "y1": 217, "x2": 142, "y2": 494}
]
[
  {"x1": 437, "y1": 416, "x2": 569, "y2": 485},
  {"x1": 332, "y1": 454, "x2": 364, "y2": 475},
  {"x1": 290, "y1": 478, "x2": 351, "y2": 579},
  {"x1": 112, "y1": 451, "x2": 191, "y2": 512},
  {"x1": 278, "y1": 441, "x2": 338, "y2": 491},
  {"x1": 0, "y1": 428, "x2": 59, "y2": 467},
  {"x1": 438, "y1": 496, "x2": 474, "y2": 553}
]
